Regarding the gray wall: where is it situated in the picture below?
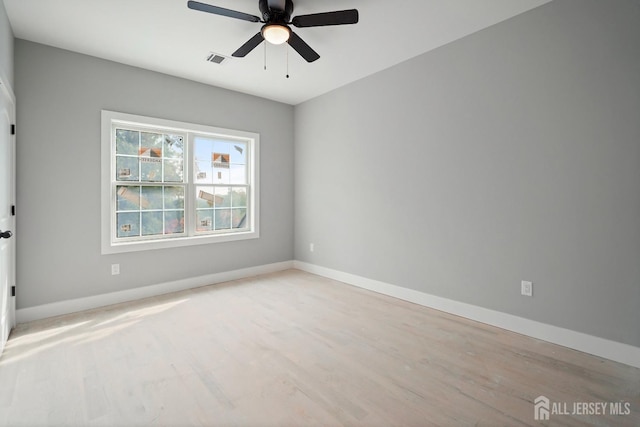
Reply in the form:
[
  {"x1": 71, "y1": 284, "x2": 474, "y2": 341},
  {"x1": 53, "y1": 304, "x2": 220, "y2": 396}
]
[
  {"x1": 0, "y1": 0, "x2": 13, "y2": 86},
  {"x1": 294, "y1": 0, "x2": 640, "y2": 347},
  {"x1": 15, "y1": 40, "x2": 294, "y2": 309}
]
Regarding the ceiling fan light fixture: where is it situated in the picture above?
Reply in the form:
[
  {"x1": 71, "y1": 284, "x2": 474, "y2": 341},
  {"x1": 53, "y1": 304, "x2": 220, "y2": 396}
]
[{"x1": 262, "y1": 24, "x2": 291, "y2": 45}]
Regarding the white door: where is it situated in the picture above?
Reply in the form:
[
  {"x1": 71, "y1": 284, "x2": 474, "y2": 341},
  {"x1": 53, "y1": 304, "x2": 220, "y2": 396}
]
[{"x1": 0, "y1": 78, "x2": 16, "y2": 356}]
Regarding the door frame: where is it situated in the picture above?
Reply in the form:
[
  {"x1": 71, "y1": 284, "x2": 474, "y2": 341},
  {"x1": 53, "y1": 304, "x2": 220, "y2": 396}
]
[{"x1": 0, "y1": 70, "x2": 16, "y2": 339}]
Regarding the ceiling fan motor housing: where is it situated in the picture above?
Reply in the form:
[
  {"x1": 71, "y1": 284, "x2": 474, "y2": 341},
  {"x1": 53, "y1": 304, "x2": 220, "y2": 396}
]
[{"x1": 259, "y1": 0, "x2": 294, "y2": 24}]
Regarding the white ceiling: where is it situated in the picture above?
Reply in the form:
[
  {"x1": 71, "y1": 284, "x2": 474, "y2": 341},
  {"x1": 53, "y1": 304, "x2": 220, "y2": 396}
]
[{"x1": 3, "y1": 0, "x2": 551, "y2": 105}]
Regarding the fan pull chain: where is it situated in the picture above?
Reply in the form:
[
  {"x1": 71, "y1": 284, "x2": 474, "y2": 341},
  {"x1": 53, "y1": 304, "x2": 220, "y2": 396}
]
[
  {"x1": 286, "y1": 45, "x2": 290, "y2": 79},
  {"x1": 264, "y1": 42, "x2": 267, "y2": 71}
]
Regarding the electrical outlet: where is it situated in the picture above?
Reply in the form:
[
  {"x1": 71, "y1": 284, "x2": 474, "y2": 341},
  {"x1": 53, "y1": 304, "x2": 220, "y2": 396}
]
[
  {"x1": 521, "y1": 280, "x2": 533, "y2": 296},
  {"x1": 309, "y1": 243, "x2": 314, "y2": 252},
  {"x1": 111, "y1": 264, "x2": 120, "y2": 275}
]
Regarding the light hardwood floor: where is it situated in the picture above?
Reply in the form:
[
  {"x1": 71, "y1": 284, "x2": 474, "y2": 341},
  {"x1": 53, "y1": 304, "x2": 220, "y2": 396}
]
[{"x1": 0, "y1": 269, "x2": 638, "y2": 426}]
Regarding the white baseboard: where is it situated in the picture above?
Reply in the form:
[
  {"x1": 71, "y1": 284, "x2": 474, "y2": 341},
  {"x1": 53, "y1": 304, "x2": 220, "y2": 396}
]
[
  {"x1": 293, "y1": 261, "x2": 640, "y2": 369},
  {"x1": 16, "y1": 261, "x2": 294, "y2": 324}
]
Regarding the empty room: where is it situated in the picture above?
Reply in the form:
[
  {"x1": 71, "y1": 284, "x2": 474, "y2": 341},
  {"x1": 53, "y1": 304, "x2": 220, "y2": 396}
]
[{"x1": 0, "y1": 0, "x2": 639, "y2": 425}]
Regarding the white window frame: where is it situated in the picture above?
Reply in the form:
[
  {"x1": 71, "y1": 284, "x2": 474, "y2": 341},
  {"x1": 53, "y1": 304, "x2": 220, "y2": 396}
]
[{"x1": 101, "y1": 110, "x2": 259, "y2": 254}]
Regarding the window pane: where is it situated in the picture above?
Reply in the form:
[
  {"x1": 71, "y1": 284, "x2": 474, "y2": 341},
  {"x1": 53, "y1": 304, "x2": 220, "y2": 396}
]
[
  {"x1": 165, "y1": 186, "x2": 185, "y2": 210},
  {"x1": 141, "y1": 160, "x2": 162, "y2": 182},
  {"x1": 231, "y1": 188, "x2": 247, "y2": 207},
  {"x1": 214, "y1": 209, "x2": 231, "y2": 230},
  {"x1": 164, "y1": 159, "x2": 183, "y2": 182},
  {"x1": 116, "y1": 156, "x2": 139, "y2": 181},
  {"x1": 196, "y1": 187, "x2": 214, "y2": 208},
  {"x1": 230, "y1": 164, "x2": 246, "y2": 185},
  {"x1": 117, "y1": 186, "x2": 140, "y2": 211},
  {"x1": 212, "y1": 141, "x2": 230, "y2": 160},
  {"x1": 232, "y1": 208, "x2": 247, "y2": 228},
  {"x1": 140, "y1": 132, "x2": 163, "y2": 157},
  {"x1": 141, "y1": 186, "x2": 163, "y2": 210},
  {"x1": 196, "y1": 210, "x2": 213, "y2": 232},
  {"x1": 194, "y1": 136, "x2": 212, "y2": 161},
  {"x1": 230, "y1": 142, "x2": 246, "y2": 164},
  {"x1": 164, "y1": 135, "x2": 183, "y2": 159},
  {"x1": 116, "y1": 129, "x2": 139, "y2": 155},
  {"x1": 195, "y1": 161, "x2": 212, "y2": 184},
  {"x1": 117, "y1": 212, "x2": 140, "y2": 237},
  {"x1": 213, "y1": 167, "x2": 230, "y2": 184},
  {"x1": 215, "y1": 187, "x2": 230, "y2": 207},
  {"x1": 141, "y1": 211, "x2": 163, "y2": 236},
  {"x1": 212, "y1": 151, "x2": 230, "y2": 168},
  {"x1": 164, "y1": 211, "x2": 184, "y2": 234}
]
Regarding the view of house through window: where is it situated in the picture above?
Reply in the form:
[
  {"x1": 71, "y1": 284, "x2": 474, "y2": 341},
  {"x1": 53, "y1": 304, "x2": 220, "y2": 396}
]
[
  {"x1": 194, "y1": 136, "x2": 249, "y2": 233},
  {"x1": 101, "y1": 111, "x2": 259, "y2": 254},
  {"x1": 115, "y1": 129, "x2": 186, "y2": 238}
]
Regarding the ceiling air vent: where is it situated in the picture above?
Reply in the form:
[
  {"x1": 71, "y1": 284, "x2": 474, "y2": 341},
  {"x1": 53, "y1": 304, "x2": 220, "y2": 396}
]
[{"x1": 206, "y1": 53, "x2": 227, "y2": 65}]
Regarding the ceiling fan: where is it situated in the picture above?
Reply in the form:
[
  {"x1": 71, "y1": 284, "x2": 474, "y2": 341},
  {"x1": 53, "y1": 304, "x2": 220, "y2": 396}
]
[{"x1": 187, "y1": 0, "x2": 359, "y2": 63}]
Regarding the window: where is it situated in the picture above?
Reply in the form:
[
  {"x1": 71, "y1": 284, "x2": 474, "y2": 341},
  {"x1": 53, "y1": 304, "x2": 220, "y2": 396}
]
[{"x1": 101, "y1": 111, "x2": 259, "y2": 254}]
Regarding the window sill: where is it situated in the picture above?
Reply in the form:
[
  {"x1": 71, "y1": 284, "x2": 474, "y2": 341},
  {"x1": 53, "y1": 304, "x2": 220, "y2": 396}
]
[{"x1": 101, "y1": 230, "x2": 259, "y2": 254}]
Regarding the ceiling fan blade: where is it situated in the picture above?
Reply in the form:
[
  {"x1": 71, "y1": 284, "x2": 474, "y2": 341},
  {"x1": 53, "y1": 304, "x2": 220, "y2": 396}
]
[
  {"x1": 292, "y1": 9, "x2": 359, "y2": 28},
  {"x1": 287, "y1": 31, "x2": 320, "y2": 63},
  {"x1": 187, "y1": 1, "x2": 260, "y2": 23},
  {"x1": 232, "y1": 32, "x2": 265, "y2": 57}
]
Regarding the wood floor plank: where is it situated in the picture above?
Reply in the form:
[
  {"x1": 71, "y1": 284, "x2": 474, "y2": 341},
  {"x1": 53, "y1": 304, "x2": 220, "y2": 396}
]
[{"x1": 1, "y1": 269, "x2": 638, "y2": 426}]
